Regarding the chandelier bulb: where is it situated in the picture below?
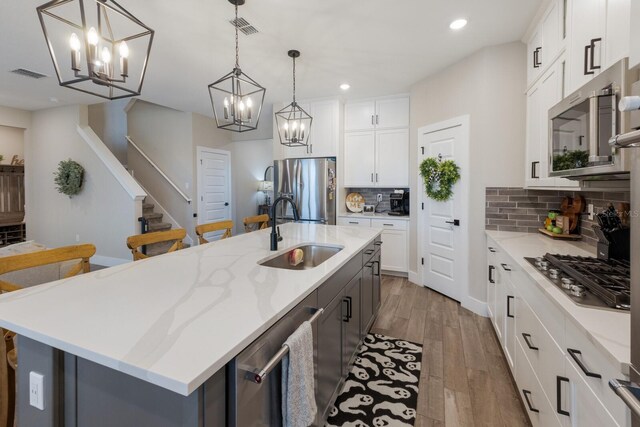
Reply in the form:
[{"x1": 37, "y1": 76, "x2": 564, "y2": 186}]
[
  {"x1": 87, "y1": 27, "x2": 99, "y2": 46},
  {"x1": 101, "y1": 47, "x2": 111, "y2": 64},
  {"x1": 69, "y1": 33, "x2": 81, "y2": 51},
  {"x1": 119, "y1": 41, "x2": 129, "y2": 58}
]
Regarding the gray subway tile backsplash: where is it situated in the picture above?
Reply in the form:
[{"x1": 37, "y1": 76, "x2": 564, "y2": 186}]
[
  {"x1": 344, "y1": 188, "x2": 409, "y2": 213},
  {"x1": 485, "y1": 187, "x2": 631, "y2": 247}
]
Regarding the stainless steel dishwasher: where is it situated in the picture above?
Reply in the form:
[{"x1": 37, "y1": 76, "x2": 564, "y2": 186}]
[{"x1": 227, "y1": 291, "x2": 319, "y2": 427}]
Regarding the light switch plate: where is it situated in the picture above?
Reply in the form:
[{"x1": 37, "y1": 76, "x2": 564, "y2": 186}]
[{"x1": 29, "y1": 371, "x2": 45, "y2": 410}]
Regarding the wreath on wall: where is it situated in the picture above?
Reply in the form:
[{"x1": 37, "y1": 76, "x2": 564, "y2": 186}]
[
  {"x1": 419, "y1": 156, "x2": 460, "y2": 202},
  {"x1": 54, "y1": 159, "x2": 85, "y2": 197}
]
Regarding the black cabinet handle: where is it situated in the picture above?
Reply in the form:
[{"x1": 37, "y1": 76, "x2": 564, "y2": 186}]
[
  {"x1": 488, "y1": 265, "x2": 496, "y2": 284},
  {"x1": 589, "y1": 38, "x2": 602, "y2": 72},
  {"x1": 342, "y1": 298, "x2": 350, "y2": 322},
  {"x1": 365, "y1": 249, "x2": 375, "y2": 255},
  {"x1": 507, "y1": 296, "x2": 514, "y2": 318},
  {"x1": 531, "y1": 161, "x2": 540, "y2": 179},
  {"x1": 366, "y1": 262, "x2": 374, "y2": 269},
  {"x1": 348, "y1": 221, "x2": 359, "y2": 225},
  {"x1": 374, "y1": 241, "x2": 383, "y2": 246},
  {"x1": 522, "y1": 333, "x2": 539, "y2": 351},
  {"x1": 557, "y1": 376, "x2": 570, "y2": 416},
  {"x1": 567, "y1": 348, "x2": 602, "y2": 379},
  {"x1": 523, "y1": 390, "x2": 539, "y2": 413},
  {"x1": 488, "y1": 247, "x2": 496, "y2": 253},
  {"x1": 373, "y1": 260, "x2": 381, "y2": 276},
  {"x1": 501, "y1": 263, "x2": 511, "y2": 271},
  {"x1": 533, "y1": 47, "x2": 542, "y2": 68},
  {"x1": 383, "y1": 223, "x2": 394, "y2": 227},
  {"x1": 346, "y1": 296, "x2": 352, "y2": 320}
]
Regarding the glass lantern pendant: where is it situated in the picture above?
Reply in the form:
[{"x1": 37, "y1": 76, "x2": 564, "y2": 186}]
[
  {"x1": 36, "y1": 0, "x2": 154, "y2": 100},
  {"x1": 208, "y1": 0, "x2": 266, "y2": 133},
  {"x1": 275, "y1": 50, "x2": 312, "y2": 147}
]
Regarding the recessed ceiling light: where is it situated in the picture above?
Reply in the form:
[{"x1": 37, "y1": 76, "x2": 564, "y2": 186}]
[
  {"x1": 340, "y1": 83, "x2": 351, "y2": 91},
  {"x1": 450, "y1": 19, "x2": 468, "y2": 30}
]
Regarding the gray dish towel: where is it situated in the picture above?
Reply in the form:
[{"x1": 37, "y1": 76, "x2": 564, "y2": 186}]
[{"x1": 282, "y1": 320, "x2": 317, "y2": 427}]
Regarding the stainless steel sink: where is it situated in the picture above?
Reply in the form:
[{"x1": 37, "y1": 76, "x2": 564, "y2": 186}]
[{"x1": 259, "y1": 244, "x2": 343, "y2": 270}]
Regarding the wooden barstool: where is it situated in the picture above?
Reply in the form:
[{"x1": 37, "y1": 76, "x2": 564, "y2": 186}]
[
  {"x1": 0, "y1": 244, "x2": 96, "y2": 427},
  {"x1": 126, "y1": 229, "x2": 186, "y2": 261},
  {"x1": 243, "y1": 214, "x2": 270, "y2": 233},
  {"x1": 195, "y1": 221, "x2": 233, "y2": 244}
]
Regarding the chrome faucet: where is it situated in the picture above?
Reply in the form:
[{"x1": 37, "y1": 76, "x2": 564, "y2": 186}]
[{"x1": 270, "y1": 196, "x2": 300, "y2": 251}]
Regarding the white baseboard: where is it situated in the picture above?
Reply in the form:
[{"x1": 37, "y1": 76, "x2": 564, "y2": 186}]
[
  {"x1": 92, "y1": 255, "x2": 130, "y2": 267},
  {"x1": 462, "y1": 295, "x2": 488, "y2": 317},
  {"x1": 408, "y1": 270, "x2": 418, "y2": 285}
]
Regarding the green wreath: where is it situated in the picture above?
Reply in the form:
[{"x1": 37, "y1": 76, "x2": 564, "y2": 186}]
[
  {"x1": 419, "y1": 157, "x2": 460, "y2": 202},
  {"x1": 54, "y1": 159, "x2": 84, "y2": 197}
]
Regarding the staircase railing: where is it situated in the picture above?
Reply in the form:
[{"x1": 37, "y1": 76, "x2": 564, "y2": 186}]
[{"x1": 126, "y1": 136, "x2": 192, "y2": 204}]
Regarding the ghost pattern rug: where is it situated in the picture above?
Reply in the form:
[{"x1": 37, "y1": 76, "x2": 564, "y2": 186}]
[{"x1": 325, "y1": 333, "x2": 423, "y2": 427}]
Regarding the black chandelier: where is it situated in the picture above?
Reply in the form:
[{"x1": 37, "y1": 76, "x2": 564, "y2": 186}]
[
  {"x1": 275, "y1": 50, "x2": 312, "y2": 147},
  {"x1": 36, "y1": 0, "x2": 154, "y2": 100},
  {"x1": 208, "y1": 0, "x2": 266, "y2": 133}
]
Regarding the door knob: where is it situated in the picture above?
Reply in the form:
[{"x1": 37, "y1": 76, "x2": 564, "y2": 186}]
[{"x1": 445, "y1": 219, "x2": 460, "y2": 226}]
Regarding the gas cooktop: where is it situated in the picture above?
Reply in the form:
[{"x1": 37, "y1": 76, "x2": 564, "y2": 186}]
[{"x1": 525, "y1": 254, "x2": 631, "y2": 311}]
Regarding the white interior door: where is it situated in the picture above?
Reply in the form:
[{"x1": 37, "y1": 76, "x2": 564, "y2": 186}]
[
  {"x1": 197, "y1": 147, "x2": 232, "y2": 241},
  {"x1": 418, "y1": 117, "x2": 469, "y2": 303}
]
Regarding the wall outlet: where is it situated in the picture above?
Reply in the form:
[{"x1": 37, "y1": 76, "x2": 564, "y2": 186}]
[
  {"x1": 588, "y1": 203, "x2": 595, "y2": 220},
  {"x1": 29, "y1": 371, "x2": 45, "y2": 410},
  {"x1": 376, "y1": 194, "x2": 383, "y2": 202},
  {"x1": 185, "y1": 182, "x2": 190, "y2": 190},
  {"x1": 75, "y1": 234, "x2": 80, "y2": 242}
]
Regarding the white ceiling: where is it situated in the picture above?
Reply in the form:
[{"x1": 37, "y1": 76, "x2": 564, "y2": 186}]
[{"x1": 0, "y1": 0, "x2": 542, "y2": 115}]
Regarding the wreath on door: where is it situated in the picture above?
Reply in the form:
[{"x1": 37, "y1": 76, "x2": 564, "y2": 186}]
[
  {"x1": 54, "y1": 159, "x2": 85, "y2": 197},
  {"x1": 419, "y1": 156, "x2": 460, "y2": 202}
]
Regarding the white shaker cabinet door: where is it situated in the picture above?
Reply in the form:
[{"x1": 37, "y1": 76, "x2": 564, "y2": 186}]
[
  {"x1": 375, "y1": 97, "x2": 409, "y2": 129},
  {"x1": 567, "y1": 0, "x2": 606, "y2": 94},
  {"x1": 378, "y1": 229, "x2": 407, "y2": 272},
  {"x1": 604, "y1": 0, "x2": 630, "y2": 69},
  {"x1": 307, "y1": 99, "x2": 339, "y2": 158},
  {"x1": 375, "y1": 128, "x2": 409, "y2": 187},
  {"x1": 345, "y1": 101, "x2": 376, "y2": 132},
  {"x1": 344, "y1": 131, "x2": 375, "y2": 187}
]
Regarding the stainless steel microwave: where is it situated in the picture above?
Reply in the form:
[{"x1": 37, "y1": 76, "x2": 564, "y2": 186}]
[{"x1": 548, "y1": 58, "x2": 638, "y2": 179}]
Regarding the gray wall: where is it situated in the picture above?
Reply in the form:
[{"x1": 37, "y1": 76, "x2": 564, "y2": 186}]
[
  {"x1": 88, "y1": 99, "x2": 129, "y2": 165},
  {"x1": 410, "y1": 42, "x2": 527, "y2": 304},
  {"x1": 25, "y1": 105, "x2": 138, "y2": 262},
  {"x1": 0, "y1": 125, "x2": 24, "y2": 162},
  {"x1": 230, "y1": 103, "x2": 274, "y2": 142}
]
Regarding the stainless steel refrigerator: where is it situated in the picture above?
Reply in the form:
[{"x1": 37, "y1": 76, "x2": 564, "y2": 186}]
[
  {"x1": 273, "y1": 158, "x2": 337, "y2": 225},
  {"x1": 609, "y1": 103, "x2": 640, "y2": 424}
]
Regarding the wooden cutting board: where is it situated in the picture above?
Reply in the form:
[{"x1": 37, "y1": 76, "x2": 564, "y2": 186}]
[
  {"x1": 560, "y1": 195, "x2": 585, "y2": 232},
  {"x1": 538, "y1": 228, "x2": 582, "y2": 240}
]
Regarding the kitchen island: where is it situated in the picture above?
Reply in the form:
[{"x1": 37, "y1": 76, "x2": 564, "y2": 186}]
[{"x1": 0, "y1": 223, "x2": 382, "y2": 427}]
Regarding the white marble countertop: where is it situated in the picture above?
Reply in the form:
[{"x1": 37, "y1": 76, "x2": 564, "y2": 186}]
[
  {"x1": 0, "y1": 223, "x2": 381, "y2": 396},
  {"x1": 339, "y1": 212, "x2": 410, "y2": 221},
  {"x1": 486, "y1": 230, "x2": 630, "y2": 374}
]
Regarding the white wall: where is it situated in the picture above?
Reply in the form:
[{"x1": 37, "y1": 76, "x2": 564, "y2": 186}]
[
  {"x1": 25, "y1": 105, "x2": 139, "y2": 263},
  {"x1": 228, "y1": 139, "x2": 273, "y2": 234},
  {"x1": 88, "y1": 99, "x2": 129, "y2": 165},
  {"x1": 410, "y1": 42, "x2": 526, "y2": 306},
  {"x1": 0, "y1": 125, "x2": 25, "y2": 163}
]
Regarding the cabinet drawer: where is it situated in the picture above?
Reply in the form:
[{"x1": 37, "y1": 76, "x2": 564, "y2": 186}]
[
  {"x1": 318, "y1": 254, "x2": 362, "y2": 307},
  {"x1": 370, "y1": 218, "x2": 407, "y2": 230},
  {"x1": 337, "y1": 217, "x2": 371, "y2": 227},
  {"x1": 515, "y1": 339, "x2": 563, "y2": 427},
  {"x1": 564, "y1": 318, "x2": 630, "y2": 426}
]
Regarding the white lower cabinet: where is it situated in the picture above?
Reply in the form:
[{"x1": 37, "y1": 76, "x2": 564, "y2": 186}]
[
  {"x1": 338, "y1": 217, "x2": 408, "y2": 273},
  {"x1": 486, "y1": 235, "x2": 630, "y2": 427}
]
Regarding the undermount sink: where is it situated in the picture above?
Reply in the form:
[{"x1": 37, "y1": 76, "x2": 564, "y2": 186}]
[{"x1": 259, "y1": 244, "x2": 343, "y2": 270}]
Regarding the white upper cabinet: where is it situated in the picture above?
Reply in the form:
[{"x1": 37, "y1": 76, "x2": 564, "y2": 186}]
[
  {"x1": 375, "y1": 129, "x2": 409, "y2": 187},
  {"x1": 375, "y1": 98, "x2": 410, "y2": 129},
  {"x1": 527, "y1": 0, "x2": 566, "y2": 86},
  {"x1": 604, "y1": 0, "x2": 631, "y2": 68},
  {"x1": 631, "y1": 0, "x2": 640, "y2": 68},
  {"x1": 273, "y1": 98, "x2": 341, "y2": 160},
  {"x1": 344, "y1": 132, "x2": 376, "y2": 187},
  {"x1": 567, "y1": 0, "x2": 606, "y2": 94},
  {"x1": 345, "y1": 101, "x2": 376, "y2": 132},
  {"x1": 344, "y1": 96, "x2": 409, "y2": 132}
]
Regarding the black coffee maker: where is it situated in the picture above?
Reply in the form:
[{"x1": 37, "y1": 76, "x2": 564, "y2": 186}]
[
  {"x1": 389, "y1": 191, "x2": 410, "y2": 216},
  {"x1": 593, "y1": 207, "x2": 630, "y2": 261}
]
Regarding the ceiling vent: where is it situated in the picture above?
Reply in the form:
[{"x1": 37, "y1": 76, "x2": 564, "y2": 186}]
[
  {"x1": 10, "y1": 68, "x2": 48, "y2": 79},
  {"x1": 229, "y1": 17, "x2": 258, "y2": 35}
]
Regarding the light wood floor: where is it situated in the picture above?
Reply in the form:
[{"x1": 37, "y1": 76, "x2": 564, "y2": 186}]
[{"x1": 370, "y1": 276, "x2": 531, "y2": 427}]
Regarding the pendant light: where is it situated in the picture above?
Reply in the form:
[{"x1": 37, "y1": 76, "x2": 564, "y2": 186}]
[
  {"x1": 208, "y1": 0, "x2": 266, "y2": 133},
  {"x1": 275, "y1": 50, "x2": 312, "y2": 147},
  {"x1": 36, "y1": 0, "x2": 154, "y2": 100}
]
